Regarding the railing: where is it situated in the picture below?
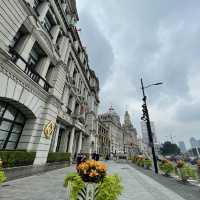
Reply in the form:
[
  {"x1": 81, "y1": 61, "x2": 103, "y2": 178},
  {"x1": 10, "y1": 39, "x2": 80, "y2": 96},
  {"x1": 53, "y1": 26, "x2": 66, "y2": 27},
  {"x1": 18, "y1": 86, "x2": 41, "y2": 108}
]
[
  {"x1": 66, "y1": 107, "x2": 72, "y2": 115},
  {"x1": 9, "y1": 47, "x2": 52, "y2": 92}
]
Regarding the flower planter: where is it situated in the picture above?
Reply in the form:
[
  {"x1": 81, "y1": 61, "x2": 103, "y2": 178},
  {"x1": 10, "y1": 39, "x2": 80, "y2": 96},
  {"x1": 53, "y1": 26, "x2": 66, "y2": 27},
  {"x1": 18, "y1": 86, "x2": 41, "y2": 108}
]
[
  {"x1": 197, "y1": 167, "x2": 200, "y2": 180},
  {"x1": 64, "y1": 160, "x2": 123, "y2": 200},
  {"x1": 175, "y1": 164, "x2": 196, "y2": 184}
]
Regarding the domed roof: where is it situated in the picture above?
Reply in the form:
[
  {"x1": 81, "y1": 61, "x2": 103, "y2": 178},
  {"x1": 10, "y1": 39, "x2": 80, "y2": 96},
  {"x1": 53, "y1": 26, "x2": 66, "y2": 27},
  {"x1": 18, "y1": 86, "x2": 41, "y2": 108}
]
[
  {"x1": 99, "y1": 106, "x2": 121, "y2": 127},
  {"x1": 108, "y1": 106, "x2": 121, "y2": 126}
]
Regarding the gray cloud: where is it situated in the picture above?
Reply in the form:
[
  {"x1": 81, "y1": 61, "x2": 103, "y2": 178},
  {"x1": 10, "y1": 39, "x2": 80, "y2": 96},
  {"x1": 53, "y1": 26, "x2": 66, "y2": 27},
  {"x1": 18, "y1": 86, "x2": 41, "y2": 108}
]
[
  {"x1": 77, "y1": 0, "x2": 200, "y2": 147},
  {"x1": 176, "y1": 102, "x2": 200, "y2": 123}
]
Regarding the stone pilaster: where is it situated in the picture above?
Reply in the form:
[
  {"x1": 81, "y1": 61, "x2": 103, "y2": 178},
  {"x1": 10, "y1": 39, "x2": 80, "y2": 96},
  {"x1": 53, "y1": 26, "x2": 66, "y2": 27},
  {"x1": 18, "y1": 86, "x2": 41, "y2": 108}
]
[
  {"x1": 77, "y1": 132, "x2": 83, "y2": 153},
  {"x1": 68, "y1": 127, "x2": 75, "y2": 154},
  {"x1": 37, "y1": 1, "x2": 50, "y2": 22}
]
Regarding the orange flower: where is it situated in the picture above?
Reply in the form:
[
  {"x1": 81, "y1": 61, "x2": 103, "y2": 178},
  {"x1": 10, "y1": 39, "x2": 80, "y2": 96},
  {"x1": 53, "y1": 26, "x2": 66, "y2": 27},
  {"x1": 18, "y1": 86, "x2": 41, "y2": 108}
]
[
  {"x1": 176, "y1": 160, "x2": 185, "y2": 168},
  {"x1": 96, "y1": 163, "x2": 107, "y2": 172},
  {"x1": 78, "y1": 162, "x2": 89, "y2": 171},
  {"x1": 89, "y1": 171, "x2": 99, "y2": 177}
]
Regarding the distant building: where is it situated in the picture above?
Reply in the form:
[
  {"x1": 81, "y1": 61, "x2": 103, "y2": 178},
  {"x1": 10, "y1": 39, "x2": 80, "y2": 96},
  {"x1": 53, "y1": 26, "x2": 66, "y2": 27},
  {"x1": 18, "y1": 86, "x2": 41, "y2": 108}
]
[
  {"x1": 99, "y1": 107, "x2": 138, "y2": 155},
  {"x1": 190, "y1": 137, "x2": 198, "y2": 149},
  {"x1": 99, "y1": 107, "x2": 124, "y2": 154},
  {"x1": 190, "y1": 137, "x2": 200, "y2": 157},
  {"x1": 97, "y1": 119, "x2": 110, "y2": 156},
  {"x1": 122, "y1": 110, "x2": 138, "y2": 155},
  {"x1": 178, "y1": 141, "x2": 187, "y2": 153}
]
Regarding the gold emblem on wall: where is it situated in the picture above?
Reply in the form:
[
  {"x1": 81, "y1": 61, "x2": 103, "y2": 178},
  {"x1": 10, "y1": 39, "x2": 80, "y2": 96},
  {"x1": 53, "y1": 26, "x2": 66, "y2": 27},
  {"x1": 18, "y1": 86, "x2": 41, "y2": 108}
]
[{"x1": 43, "y1": 121, "x2": 56, "y2": 139}]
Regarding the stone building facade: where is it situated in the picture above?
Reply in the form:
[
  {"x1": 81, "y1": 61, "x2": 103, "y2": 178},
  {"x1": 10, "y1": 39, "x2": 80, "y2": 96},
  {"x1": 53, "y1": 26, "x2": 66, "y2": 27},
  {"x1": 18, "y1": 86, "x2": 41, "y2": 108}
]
[
  {"x1": 97, "y1": 118, "x2": 110, "y2": 156},
  {"x1": 0, "y1": 0, "x2": 99, "y2": 165},
  {"x1": 99, "y1": 107, "x2": 138, "y2": 156},
  {"x1": 99, "y1": 107, "x2": 123, "y2": 154},
  {"x1": 122, "y1": 111, "x2": 138, "y2": 155}
]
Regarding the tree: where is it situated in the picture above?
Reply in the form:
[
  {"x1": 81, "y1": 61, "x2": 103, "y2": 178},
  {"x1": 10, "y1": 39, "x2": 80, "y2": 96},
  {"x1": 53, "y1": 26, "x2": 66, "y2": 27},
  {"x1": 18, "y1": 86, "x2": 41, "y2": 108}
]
[{"x1": 160, "y1": 141, "x2": 180, "y2": 156}]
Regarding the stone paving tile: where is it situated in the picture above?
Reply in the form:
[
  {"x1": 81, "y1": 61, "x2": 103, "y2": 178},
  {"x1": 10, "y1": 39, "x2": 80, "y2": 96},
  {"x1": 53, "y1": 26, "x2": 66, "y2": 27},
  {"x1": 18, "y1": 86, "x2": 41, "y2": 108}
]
[
  {"x1": 0, "y1": 166, "x2": 74, "y2": 200},
  {"x1": 0, "y1": 162, "x2": 189, "y2": 200},
  {"x1": 108, "y1": 161, "x2": 186, "y2": 200}
]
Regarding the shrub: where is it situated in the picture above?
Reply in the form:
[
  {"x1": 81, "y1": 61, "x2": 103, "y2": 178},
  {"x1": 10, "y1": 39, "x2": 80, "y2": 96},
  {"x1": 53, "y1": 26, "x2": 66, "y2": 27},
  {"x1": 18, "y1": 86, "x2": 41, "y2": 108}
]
[
  {"x1": 136, "y1": 156, "x2": 145, "y2": 167},
  {"x1": 0, "y1": 159, "x2": 6, "y2": 184},
  {"x1": 96, "y1": 174, "x2": 123, "y2": 200},
  {"x1": 175, "y1": 163, "x2": 197, "y2": 182},
  {"x1": 0, "y1": 169, "x2": 7, "y2": 184},
  {"x1": 47, "y1": 152, "x2": 70, "y2": 163},
  {"x1": 159, "y1": 160, "x2": 174, "y2": 176},
  {"x1": 64, "y1": 173, "x2": 123, "y2": 200},
  {"x1": 0, "y1": 150, "x2": 36, "y2": 168},
  {"x1": 144, "y1": 159, "x2": 152, "y2": 169},
  {"x1": 64, "y1": 172, "x2": 84, "y2": 200},
  {"x1": 132, "y1": 155, "x2": 138, "y2": 163}
]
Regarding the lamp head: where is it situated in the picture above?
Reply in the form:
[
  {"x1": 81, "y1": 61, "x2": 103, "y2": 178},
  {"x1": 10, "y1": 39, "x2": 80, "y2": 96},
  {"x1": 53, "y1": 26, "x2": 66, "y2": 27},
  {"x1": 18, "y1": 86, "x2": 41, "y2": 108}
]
[{"x1": 153, "y1": 82, "x2": 163, "y2": 86}]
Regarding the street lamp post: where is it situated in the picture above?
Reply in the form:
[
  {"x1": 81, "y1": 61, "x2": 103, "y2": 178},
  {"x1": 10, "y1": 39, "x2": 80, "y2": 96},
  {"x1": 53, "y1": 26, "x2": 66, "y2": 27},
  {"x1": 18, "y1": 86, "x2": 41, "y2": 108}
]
[{"x1": 141, "y1": 78, "x2": 163, "y2": 174}]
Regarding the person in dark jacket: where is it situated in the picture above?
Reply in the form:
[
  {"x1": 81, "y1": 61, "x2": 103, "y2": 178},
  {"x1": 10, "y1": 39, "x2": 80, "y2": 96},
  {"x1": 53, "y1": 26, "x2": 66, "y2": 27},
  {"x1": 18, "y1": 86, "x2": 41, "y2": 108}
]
[
  {"x1": 95, "y1": 153, "x2": 99, "y2": 161},
  {"x1": 92, "y1": 152, "x2": 96, "y2": 160}
]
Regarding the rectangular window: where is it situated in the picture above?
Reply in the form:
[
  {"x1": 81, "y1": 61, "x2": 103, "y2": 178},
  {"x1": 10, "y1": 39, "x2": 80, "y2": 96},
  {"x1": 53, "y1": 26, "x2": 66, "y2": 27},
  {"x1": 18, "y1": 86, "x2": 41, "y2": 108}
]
[
  {"x1": 43, "y1": 11, "x2": 56, "y2": 36},
  {"x1": 0, "y1": 102, "x2": 6, "y2": 117},
  {"x1": 9, "y1": 25, "x2": 29, "y2": 53},
  {"x1": 28, "y1": 42, "x2": 46, "y2": 68}
]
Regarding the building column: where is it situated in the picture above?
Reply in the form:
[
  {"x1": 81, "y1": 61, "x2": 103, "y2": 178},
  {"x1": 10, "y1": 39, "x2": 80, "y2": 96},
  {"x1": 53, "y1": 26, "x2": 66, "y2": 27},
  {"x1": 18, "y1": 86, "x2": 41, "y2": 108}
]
[
  {"x1": 25, "y1": 0, "x2": 34, "y2": 7},
  {"x1": 75, "y1": 73, "x2": 80, "y2": 88},
  {"x1": 57, "y1": 36, "x2": 69, "y2": 61},
  {"x1": 37, "y1": 1, "x2": 50, "y2": 22},
  {"x1": 15, "y1": 34, "x2": 36, "y2": 71},
  {"x1": 50, "y1": 25, "x2": 60, "y2": 44},
  {"x1": 69, "y1": 62, "x2": 75, "y2": 77},
  {"x1": 77, "y1": 132, "x2": 83, "y2": 153},
  {"x1": 62, "y1": 86, "x2": 70, "y2": 107},
  {"x1": 68, "y1": 127, "x2": 75, "y2": 154},
  {"x1": 61, "y1": 2, "x2": 67, "y2": 10},
  {"x1": 71, "y1": 97, "x2": 76, "y2": 114},
  {"x1": 52, "y1": 123, "x2": 61, "y2": 152}
]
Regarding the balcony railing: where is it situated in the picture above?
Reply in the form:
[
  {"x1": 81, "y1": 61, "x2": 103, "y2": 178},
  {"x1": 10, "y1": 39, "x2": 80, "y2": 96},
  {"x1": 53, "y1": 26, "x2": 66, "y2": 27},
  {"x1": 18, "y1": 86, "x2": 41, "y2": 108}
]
[
  {"x1": 66, "y1": 107, "x2": 72, "y2": 115},
  {"x1": 9, "y1": 47, "x2": 52, "y2": 92}
]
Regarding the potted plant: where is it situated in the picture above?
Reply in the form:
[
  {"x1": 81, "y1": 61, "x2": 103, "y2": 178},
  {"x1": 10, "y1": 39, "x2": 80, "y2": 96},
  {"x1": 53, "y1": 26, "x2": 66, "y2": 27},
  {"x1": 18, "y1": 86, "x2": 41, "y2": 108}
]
[
  {"x1": 159, "y1": 159, "x2": 174, "y2": 177},
  {"x1": 136, "y1": 155, "x2": 145, "y2": 167},
  {"x1": 0, "y1": 158, "x2": 7, "y2": 185},
  {"x1": 144, "y1": 158, "x2": 152, "y2": 170},
  {"x1": 132, "y1": 155, "x2": 137, "y2": 164},
  {"x1": 197, "y1": 160, "x2": 200, "y2": 180},
  {"x1": 64, "y1": 160, "x2": 123, "y2": 200},
  {"x1": 175, "y1": 160, "x2": 196, "y2": 183}
]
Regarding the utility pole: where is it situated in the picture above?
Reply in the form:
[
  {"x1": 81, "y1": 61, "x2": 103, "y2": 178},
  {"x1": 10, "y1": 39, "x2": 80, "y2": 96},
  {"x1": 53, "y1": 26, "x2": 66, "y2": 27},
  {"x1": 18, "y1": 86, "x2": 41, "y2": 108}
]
[{"x1": 141, "y1": 78, "x2": 159, "y2": 174}]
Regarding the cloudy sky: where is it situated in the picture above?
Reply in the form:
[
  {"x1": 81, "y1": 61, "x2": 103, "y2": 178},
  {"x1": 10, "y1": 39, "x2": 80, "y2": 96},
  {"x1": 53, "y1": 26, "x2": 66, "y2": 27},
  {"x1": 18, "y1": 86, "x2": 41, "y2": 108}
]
[{"x1": 76, "y1": 0, "x2": 200, "y2": 148}]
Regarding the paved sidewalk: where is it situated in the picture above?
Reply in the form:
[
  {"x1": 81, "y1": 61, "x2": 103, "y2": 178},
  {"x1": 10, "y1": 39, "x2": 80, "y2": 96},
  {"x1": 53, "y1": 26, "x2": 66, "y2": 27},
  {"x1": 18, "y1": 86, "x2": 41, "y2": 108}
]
[
  {"x1": 0, "y1": 166, "x2": 74, "y2": 200},
  {"x1": 0, "y1": 161, "x2": 189, "y2": 200},
  {"x1": 108, "y1": 162, "x2": 186, "y2": 200}
]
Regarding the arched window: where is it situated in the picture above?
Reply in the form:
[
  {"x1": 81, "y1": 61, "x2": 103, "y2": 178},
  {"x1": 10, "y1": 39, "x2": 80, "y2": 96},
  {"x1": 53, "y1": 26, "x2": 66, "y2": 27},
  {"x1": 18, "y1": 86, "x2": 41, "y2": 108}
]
[{"x1": 0, "y1": 101, "x2": 26, "y2": 150}]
